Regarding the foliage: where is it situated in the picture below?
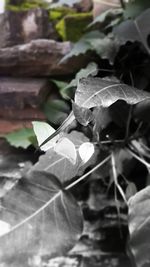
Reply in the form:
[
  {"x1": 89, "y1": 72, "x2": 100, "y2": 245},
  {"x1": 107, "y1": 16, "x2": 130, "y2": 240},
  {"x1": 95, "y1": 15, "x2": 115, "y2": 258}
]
[
  {"x1": 2, "y1": 1, "x2": 150, "y2": 265},
  {"x1": 4, "y1": 128, "x2": 35, "y2": 149}
]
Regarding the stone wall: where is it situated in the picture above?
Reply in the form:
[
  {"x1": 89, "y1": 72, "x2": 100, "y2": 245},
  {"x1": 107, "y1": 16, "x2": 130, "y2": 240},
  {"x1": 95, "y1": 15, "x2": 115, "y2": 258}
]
[{"x1": 0, "y1": 7, "x2": 90, "y2": 134}]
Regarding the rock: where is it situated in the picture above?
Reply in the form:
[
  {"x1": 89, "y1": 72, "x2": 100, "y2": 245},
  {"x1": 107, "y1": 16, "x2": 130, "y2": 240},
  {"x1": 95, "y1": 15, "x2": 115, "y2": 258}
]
[
  {"x1": 74, "y1": 0, "x2": 93, "y2": 12},
  {"x1": 56, "y1": 12, "x2": 92, "y2": 42},
  {"x1": 0, "y1": 108, "x2": 46, "y2": 120},
  {"x1": 0, "y1": 39, "x2": 89, "y2": 76},
  {"x1": 0, "y1": 120, "x2": 32, "y2": 134},
  {"x1": 0, "y1": 77, "x2": 50, "y2": 109},
  {"x1": 0, "y1": 8, "x2": 51, "y2": 48}
]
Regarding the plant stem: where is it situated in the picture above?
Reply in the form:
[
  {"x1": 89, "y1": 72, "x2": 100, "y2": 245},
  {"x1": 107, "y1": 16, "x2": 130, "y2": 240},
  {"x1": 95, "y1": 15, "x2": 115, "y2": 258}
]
[{"x1": 66, "y1": 155, "x2": 111, "y2": 190}]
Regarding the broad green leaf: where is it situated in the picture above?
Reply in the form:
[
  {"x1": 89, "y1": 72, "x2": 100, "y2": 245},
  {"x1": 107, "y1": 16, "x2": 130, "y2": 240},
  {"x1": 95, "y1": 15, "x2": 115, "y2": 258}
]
[
  {"x1": 0, "y1": 171, "x2": 83, "y2": 262},
  {"x1": 114, "y1": 8, "x2": 150, "y2": 54},
  {"x1": 75, "y1": 77, "x2": 150, "y2": 109},
  {"x1": 30, "y1": 131, "x2": 95, "y2": 182},
  {"x1": 79, "y1": 142, "x2": 95, "y2": 163},
  {"x1": 4, "y1": 128, "x2": 35, "y2": 149},
  {"x1": 128, "y1": 186, "x2": 150, "y2": 267}
]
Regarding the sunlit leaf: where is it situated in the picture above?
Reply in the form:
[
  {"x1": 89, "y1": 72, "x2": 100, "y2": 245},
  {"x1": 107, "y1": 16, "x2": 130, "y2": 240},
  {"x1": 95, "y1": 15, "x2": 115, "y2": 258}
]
[
  {"x1": 79, "y1": 142, "x2": 95, "y2": 163},
  {"x1": 54, "y1": 137, "x2": 77, "y2": 165},
  {"x1": 30, "y1": 131, "x2": 95, "y2": 182},
  {"x1": 32, "y1": 121, "x2": 59, "y2": 151}
]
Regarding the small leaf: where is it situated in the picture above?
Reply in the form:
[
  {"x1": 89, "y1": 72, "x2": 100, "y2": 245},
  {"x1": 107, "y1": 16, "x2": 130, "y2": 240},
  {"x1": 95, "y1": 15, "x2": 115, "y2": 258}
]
[
  {"x1": 32, "y1": 121, "x2": 58, "y2": 151},
  {"x1": 79, "y1": 142, "x2": 95, "y2": 163},
  {"x1": 72, "y1": 101, "x2": 93, "y2": 126},
  {"x1": 54, "y1": 137, "x2": 77, "y2": 165}
]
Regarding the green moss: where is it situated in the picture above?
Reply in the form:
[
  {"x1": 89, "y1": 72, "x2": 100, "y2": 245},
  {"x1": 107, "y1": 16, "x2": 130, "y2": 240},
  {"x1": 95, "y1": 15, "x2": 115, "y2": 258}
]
[
  {"x1": 56, "y1": 12, "x2": 92, "y2": 42},
  {"x1": 49, "y1": 7, "x2": 76, "y2": 21},
  {"x1": 6, "y1": 0, "x2": 48, "y2": 11}
]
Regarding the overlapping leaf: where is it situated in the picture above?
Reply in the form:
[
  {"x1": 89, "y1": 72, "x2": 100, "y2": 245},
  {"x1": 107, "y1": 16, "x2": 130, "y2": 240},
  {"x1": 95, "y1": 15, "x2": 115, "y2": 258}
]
[
  {"x1": 75, "y1": 77, "x2": 150, "y2": 109},
  {"x1": 30, "y1": 131, "x2": 95, "y2": 182},
  {"x1": 0, "y1": 171, "x2": 83, "y2": 262},
  {"x1": 114, "y1": 8, "x2": 150, "y2": 54},
  {"x1": 128, "y1": 186, "x2": 150, "y2": 267},
  {"x1": 88, "y1": 8, "x2": 123, "y2": 29},
  {"x1": 61, "y1": 31, "x2": 118, "y2": 64}
]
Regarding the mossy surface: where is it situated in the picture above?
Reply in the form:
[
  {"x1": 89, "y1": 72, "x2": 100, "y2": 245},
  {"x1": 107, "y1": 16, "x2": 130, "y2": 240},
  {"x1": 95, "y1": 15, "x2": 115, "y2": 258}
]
[
  {"x1": 6, "y1": 0, "x2": 48, "y2": 11},
  {"x1": 49, "y1": 7, "x2": 76, "y2": 21},
  {"x1": 56, "y1": 12, "x2": 92, "y2": 42}
]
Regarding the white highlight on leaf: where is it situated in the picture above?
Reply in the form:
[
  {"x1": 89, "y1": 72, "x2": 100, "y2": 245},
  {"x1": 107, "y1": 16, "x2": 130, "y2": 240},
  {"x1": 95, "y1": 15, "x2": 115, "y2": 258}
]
[
  {"x1": 32, "y1": 121, "x2": 57, "y2": 151},
  {"x1": 79, "y1": 142, "x2": 94, "y2": 163},
  {"x1": 54, "y1": 138, "x2": 77, "y2": 165},
  {"x1": 0, "y1": 221, "x2": 10, "y2": 237}
]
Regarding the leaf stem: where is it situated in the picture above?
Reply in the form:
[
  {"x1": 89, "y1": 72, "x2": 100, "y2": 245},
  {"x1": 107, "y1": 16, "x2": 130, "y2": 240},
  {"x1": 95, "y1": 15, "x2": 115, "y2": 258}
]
[{"x1": 66, "y1": 155, "x2": 111, "y2": 190}]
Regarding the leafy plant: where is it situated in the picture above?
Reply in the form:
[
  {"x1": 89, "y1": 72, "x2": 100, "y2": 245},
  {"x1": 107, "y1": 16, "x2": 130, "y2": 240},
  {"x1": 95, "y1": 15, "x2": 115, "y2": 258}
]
[{"x1": 2, "y1": 1, "x2": 150, "y2": 265}]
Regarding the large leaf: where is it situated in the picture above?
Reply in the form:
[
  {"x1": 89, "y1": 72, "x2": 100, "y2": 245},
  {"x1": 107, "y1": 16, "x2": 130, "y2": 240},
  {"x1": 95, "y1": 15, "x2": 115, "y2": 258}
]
[
  {"x1": 75, "y1": 77, "x2": 150, "y2": 109},
  {"x1": 128, "y1": 186, "x2": 150, "y2": 267},
  {"x1": 61, "y1": 31, "x2": 118, "y2": 64},
  {"x1": 114, "y1": 8, "x2": 150, "y2": 54},
  {"x1": 0, "y1": 171, "x2": 83, "y2": 262},
  {"x1": 30, "y1": 131, "x2": 95, "y2": 182}
]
